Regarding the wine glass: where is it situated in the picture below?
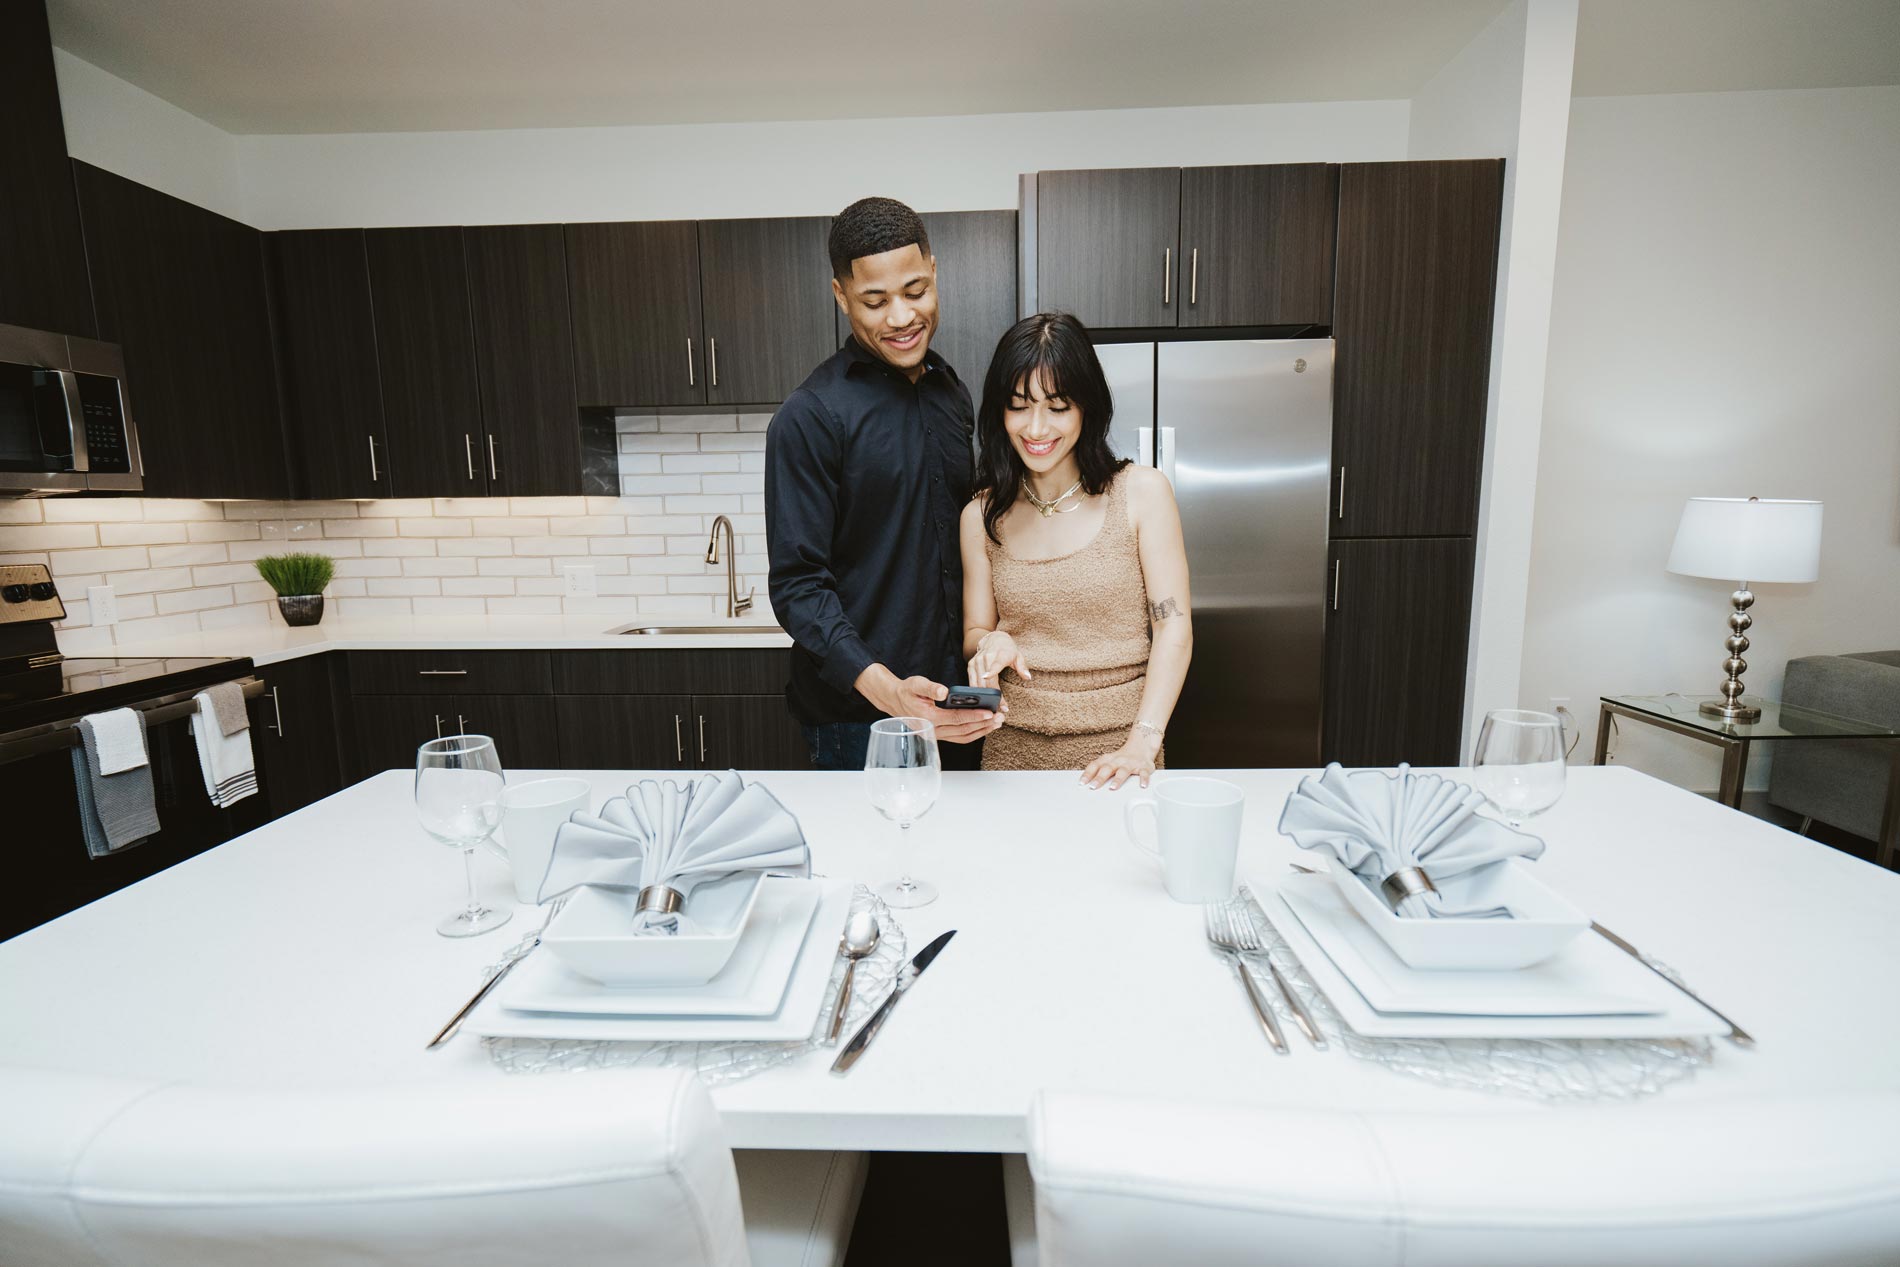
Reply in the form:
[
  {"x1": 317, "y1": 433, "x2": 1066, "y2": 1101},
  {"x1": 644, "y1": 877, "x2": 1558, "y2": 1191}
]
[
  {"x1": 416, "y1": 734, "x2": 512, "y2": 938},
  {"x1": 1470, "y1": 709, "x2": 1567, "y2": 829},
  {"x1": 865, "y1": 717, "x2": 941, "y2": 909}
]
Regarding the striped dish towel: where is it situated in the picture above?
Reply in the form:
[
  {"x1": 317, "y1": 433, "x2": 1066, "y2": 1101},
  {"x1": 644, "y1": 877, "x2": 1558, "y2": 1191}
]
[{"x1": 189, "y1": 685, "x2": 257, "y2": 808}]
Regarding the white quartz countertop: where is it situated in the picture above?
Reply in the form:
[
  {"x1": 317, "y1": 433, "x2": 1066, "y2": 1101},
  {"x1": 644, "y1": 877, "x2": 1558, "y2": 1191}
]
[{"x1": 94, "y1": 614, "x2": 793, "y2": 665}]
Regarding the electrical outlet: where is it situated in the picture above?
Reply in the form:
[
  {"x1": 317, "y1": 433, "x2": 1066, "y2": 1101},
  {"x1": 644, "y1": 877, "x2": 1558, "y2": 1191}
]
[
  {"x1": 259, "y1": 520, "x2": 287, "y2": 541},
  {"x1": 562, "y1": 564, "x2": 597, "y2": 598},
  {"x1": 87, "y1": 584, "x2": 119, "y2": 626},
  {"x1": 1549, "y1": 696, "x2": 1570, "y2": 712}
]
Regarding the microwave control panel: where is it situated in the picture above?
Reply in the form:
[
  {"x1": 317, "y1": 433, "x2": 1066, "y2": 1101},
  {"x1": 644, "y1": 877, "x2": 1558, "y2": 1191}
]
[{"x1": 75, "y1": 373, "x2": 130, "y2": 474}]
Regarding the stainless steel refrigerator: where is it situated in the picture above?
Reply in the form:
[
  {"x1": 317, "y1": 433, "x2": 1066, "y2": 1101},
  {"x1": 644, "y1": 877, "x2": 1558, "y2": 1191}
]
[{"x1": 1096, "y1": 339, "x2": 1334, "y2": 769}]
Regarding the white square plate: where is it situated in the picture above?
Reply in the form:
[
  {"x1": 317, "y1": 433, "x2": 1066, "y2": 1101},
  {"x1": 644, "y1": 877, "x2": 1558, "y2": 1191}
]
[
  {"x1": 1245, "y1": 875, "x2": 1729, "y2": 1039},
  {"x1": 496, "y1": 876, "x2": 822, "y2": 1017},
  {"x1": 1277, "y1": 874, "x2": 1661, "y2": 1016},
  {"x1": 467, "y1": 879, "x2": 854, "y2": 1043}
]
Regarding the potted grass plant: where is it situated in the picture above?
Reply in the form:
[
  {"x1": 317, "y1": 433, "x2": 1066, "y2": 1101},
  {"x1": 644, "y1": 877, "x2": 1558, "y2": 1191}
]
[{"x1": 255, "y1": 552, "x2": 335, "y2": 627}]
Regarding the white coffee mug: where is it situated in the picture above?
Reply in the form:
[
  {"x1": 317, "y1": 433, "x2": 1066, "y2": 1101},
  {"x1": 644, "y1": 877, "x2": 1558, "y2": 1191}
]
[
  {"x1": 1125, "y1": 776, "x2": 1245, "y2": 903},
  {"x1": 494, "y1": 777, "x2": 591, "y2": 904}
]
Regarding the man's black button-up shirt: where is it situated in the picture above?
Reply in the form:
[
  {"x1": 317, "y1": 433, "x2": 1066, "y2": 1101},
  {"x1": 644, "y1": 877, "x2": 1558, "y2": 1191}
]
[{"x1": 765, "y1": 335, "x2": 975, "y2": 725}]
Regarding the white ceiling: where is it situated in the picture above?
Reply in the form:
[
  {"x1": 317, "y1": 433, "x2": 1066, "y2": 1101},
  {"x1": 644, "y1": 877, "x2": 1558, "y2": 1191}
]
[
  {"x1": 45, "y1": 0, "x2": 1510, "y2": 134},
  {"x1": 45, "y1": 0, "x2": 1900, "y2": 137}
]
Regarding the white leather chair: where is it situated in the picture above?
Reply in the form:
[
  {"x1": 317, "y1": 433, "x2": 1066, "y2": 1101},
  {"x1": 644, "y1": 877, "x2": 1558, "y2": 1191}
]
[
  {"x1": 1028, "y1": 1091, "x2": 1900, "y2": 1267},
  {"x1": 0, "y1": 1066, "x2": 862, "y2": 1267}
]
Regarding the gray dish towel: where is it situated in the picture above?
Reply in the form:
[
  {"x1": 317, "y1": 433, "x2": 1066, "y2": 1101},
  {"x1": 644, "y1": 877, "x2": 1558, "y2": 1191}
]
[
  {"x1": 73, "y1": 710, "x2": 161, "y2": 857},
  {"x1": 203, "y1": 680, "x2": 249, "y2": 738}
]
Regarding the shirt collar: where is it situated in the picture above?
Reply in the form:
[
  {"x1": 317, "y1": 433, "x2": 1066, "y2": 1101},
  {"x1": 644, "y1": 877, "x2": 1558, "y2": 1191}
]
[{"x1": 839, "y1": 333, "x2": 955, "y2": 382}]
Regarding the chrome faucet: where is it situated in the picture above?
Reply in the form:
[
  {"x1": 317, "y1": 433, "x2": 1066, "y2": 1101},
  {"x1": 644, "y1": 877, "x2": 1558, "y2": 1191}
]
[{"x1": 705, "y1": 515, "x2": 755, "y2": 619}]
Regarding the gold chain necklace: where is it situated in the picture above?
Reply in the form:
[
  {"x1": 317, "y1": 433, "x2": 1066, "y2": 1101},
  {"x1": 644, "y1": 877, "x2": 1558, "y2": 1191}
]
[{"x1": 1022, "y1": 477, "x2": 1084, "y2": 517}]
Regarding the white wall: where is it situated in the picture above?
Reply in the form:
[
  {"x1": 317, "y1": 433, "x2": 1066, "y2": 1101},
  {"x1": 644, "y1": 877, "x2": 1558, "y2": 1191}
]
[
  {"x1": 1524, "y1": 85, "x2": 1900, "y2": 791},
  {"x1": 51, "y1": 49, "x2": 243, "y2": 221},
  {"x1": 1407, "y1": 0, "x2": 1579, "y2": 760},
  {"x1": 231, "y1": 100, "x2": 1410, "y2": 228}
]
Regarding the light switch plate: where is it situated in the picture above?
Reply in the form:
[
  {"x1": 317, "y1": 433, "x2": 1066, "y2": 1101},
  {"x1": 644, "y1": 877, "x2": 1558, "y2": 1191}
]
[
  {"x1": 562, "y1": 564, "x2": 597, "y2": 598},
  {"x1": 88, "y1": 584, "x2": 119, "y2": 626}
]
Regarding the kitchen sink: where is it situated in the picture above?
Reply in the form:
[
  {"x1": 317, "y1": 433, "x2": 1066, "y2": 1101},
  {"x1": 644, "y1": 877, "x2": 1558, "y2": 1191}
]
[{"x1": 609, "y1": 623, "x2": 786, "y2": 637}]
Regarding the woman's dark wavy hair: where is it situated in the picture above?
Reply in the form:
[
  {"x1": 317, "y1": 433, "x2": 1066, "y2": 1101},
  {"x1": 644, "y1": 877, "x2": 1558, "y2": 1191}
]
[{"x1": 973, "y1": 312, "x2": 1129, "y2": 543}]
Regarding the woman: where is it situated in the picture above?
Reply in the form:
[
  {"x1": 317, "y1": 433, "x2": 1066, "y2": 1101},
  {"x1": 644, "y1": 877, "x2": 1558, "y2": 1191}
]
[{"x1": 960, "y1": 313, "x2": 1192, "y2": 789}]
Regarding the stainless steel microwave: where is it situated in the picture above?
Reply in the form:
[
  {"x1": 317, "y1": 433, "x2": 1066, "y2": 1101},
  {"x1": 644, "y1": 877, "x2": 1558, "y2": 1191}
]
[{"x1": 0, "y1": 321, "x2": 142, "y2": 496}]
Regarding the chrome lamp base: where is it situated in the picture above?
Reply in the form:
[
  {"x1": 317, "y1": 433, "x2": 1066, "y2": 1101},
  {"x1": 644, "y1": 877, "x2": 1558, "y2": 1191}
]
[{"x1": 1699, "y1": 584, "x2": 1762, "y2": 723}]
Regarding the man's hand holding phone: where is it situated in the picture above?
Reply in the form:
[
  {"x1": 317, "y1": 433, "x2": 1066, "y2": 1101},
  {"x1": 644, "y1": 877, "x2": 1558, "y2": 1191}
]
[{"x1": 854, "y1": 664, "x2": 1003, "y2": 744}]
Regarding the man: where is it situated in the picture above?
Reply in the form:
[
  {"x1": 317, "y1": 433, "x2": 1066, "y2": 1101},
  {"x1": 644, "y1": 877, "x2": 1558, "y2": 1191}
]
[{"x1": 765, "y1": 196, "x2": 999, "y2": 770}]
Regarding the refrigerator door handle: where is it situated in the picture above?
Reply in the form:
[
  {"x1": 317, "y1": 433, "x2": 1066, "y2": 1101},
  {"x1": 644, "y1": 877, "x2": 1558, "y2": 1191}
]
[
  {"x1": 1137, "y1": 426, "x2": 1155, "y2": 467},
  {"x1": 1158, "y1": 426, "x2": 1177, "y2": 486}
]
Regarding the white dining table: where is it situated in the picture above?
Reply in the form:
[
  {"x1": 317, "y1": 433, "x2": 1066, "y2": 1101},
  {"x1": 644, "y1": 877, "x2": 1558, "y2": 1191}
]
[{"x1": 2, "y1": 765, "x2": 1895, "y2": 1153}]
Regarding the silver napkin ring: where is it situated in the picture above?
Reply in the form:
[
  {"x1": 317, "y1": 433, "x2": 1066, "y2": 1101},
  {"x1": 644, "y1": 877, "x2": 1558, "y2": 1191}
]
[
  {"x1": 1379, "y1": 867, "x2": 1437, "y2": 909},
  {"x1": 636, "y1": 884, "x2": 684, "y2": 916}
]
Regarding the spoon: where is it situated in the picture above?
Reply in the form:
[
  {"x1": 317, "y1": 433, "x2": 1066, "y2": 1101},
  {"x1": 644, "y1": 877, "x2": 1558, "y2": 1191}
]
[{"x1": 825, "y1": 910, "x2": 881, "y2": 1045}]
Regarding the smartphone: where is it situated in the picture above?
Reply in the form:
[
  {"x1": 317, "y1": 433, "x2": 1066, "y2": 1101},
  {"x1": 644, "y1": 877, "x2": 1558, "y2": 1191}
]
[{"x1": 942, "y1": 685, "x2": 1003, "y2": 711}]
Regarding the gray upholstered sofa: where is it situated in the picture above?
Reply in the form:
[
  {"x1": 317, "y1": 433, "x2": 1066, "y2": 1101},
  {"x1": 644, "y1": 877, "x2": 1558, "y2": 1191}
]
[{"x1": 1767, "y1": 651, "x2": 1900, "y2": 844}]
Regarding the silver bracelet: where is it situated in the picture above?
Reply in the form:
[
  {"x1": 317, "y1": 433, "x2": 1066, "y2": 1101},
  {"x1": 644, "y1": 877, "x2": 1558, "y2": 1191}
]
[{"x1": 1133, "y1": 720, "x2": 1165, "y2": 742}]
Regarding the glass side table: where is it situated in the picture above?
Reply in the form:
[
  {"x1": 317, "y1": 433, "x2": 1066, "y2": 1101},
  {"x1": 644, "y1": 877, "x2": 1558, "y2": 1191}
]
[{"x1": 1595, "y1": 694, "x2": 1900, "y2": 869}]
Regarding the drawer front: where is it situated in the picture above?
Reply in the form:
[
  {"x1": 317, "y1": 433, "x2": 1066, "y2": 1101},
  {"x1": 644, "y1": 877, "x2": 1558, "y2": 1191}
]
[
  {"x1": 551, "y1": 649, "x2": 788, "y2": 695},
  {"x1": 348, "y1": 650, "x2": 553, "y2": 695}
]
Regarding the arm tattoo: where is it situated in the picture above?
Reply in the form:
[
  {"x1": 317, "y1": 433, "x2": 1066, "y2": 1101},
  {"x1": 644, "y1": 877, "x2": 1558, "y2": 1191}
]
[{"x1": 1149, "y1": 597, "x2": 1182, "y2": 623}]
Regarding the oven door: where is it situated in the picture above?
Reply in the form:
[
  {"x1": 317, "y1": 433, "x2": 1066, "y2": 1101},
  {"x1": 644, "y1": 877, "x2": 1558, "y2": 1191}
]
[{"x1": 0, "y1": 328, "x2": 85, "y2": 495}]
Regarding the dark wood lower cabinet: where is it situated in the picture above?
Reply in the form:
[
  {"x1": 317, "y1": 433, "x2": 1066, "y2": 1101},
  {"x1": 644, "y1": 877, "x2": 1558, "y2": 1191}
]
[
  {"x1": 555, "y1": 694, "x2": 694, "y2": 771},
  {"x1": 350, "y1": 694, "x2": 560, "y2": 779},
  {"x1": 252, "y1": 655, "x2": 343, "y2": 817},
  {"x1": 694, "y1": 695, "x2": 811, "y2": 772},
  {"x1": 1322, "y1": 537, "x2": 1477, "y2": 768}
]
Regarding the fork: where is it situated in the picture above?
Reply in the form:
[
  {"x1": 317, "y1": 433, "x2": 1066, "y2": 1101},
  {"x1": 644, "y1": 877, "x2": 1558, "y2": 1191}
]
[
  {"x1": 1204, "y1": 903, "x2": 1288, "y2": 1054},
  {"x1": 1223, "y1": 904, "x2": 1328, "y2": 1051},
  {"x1": 426, "y1": 896, "x2": 569, "y2": 1051}
]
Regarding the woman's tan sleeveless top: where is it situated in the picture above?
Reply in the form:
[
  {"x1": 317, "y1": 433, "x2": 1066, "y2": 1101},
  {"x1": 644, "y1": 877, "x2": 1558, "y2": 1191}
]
[{"x1": 984, "y1": 469, "x2": 1151, "y2": 737}]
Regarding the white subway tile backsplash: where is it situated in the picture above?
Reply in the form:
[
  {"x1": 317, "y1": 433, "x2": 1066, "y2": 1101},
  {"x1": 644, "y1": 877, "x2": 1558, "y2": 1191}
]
[{"x1": 1, "y1": 417, "x2": 794, "y2": 647}]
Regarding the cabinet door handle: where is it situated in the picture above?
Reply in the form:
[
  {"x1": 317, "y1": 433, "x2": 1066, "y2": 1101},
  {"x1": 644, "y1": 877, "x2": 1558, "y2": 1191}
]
[
  {"x1": 673, "y1": 714, "x2": 684, "y2": 763},
  {"x1": 1332, "y1": 559, "x2": 1341, "y2": 611},
  {"x1": 433, "y1": 715, "x2": 444, "y2": 739},
  {"x1": 268, "y1": 686, "x2": 284, "y2": 736},
  {"x1": 487, "y1": 434, "x2": 499, "y2": 482},
  {"x1": 1189, "y1": 247, "x2": 1199, "y2": 305},
  {"x1": 457, "y1": 715, "x2": 468, "y2": 735},
  {"x1": 697, "y1": 714, "x2": 707, "y2": 765},
  {"x1": 1162, "y1": 247, "x2": 1172, "y2": 306},
  {"x1": 686, "y1": 337, "x2": 696, "y2": 387},
  {"x1": 709, "y1": 337, "x2": 719, "y2": 389},
  {"x1": 1336, "y1": 466, "x2": 1346, "y2": 521},
  {"x1": 417, "y1": 669, "x2": 468, "y2": 677},
  {"x1": 367, "y1": 434, "x2": 380, "y2": 483},
  {"x1": 464, "y1": 434, "x2": 476, "y2": 481}
]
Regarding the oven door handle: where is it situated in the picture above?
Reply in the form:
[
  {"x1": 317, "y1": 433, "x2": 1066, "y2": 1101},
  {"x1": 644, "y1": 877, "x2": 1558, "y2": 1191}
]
[{"x1": 0, "y1": 677, "x2": 266, "y2": 767}]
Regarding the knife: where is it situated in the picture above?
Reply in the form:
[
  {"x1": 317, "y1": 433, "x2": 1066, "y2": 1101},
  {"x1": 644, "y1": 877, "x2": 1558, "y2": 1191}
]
[
  {"x1": 1590, "y1": 921, "x2": 1755, "y2": 1047},
  {"x1": 830, "y1": 929, "x2": 955, "y2": 1073}
]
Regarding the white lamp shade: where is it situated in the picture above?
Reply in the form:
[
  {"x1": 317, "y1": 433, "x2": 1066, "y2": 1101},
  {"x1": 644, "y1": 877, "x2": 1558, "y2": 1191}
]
[{"x1": 1666, "y1": 497, "x2": 1823, "y2": 583}]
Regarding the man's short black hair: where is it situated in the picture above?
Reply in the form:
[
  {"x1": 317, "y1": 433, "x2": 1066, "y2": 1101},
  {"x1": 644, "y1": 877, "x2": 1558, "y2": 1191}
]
[{"x1": 829, "y1": 197, "x2": 930, "y2": 281}]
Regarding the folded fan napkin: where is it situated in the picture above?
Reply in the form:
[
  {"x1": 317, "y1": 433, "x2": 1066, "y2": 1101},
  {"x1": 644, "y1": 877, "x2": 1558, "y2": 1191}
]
[
  {"x1": 72, "y1": 711, "x2": 160, "y2": 856},
  {"x1": 539, "y1": 770, "x2": 810, "y2": 934},
  {"x1": 1278, "y1": 762, "x2": 1544, "y2": 918},
  {"x1": 189, "y1": 690, "x2": 256, "y2": 808}
]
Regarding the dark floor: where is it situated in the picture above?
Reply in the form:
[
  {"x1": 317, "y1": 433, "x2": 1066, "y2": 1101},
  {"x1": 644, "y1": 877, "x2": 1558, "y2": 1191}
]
[
  {"x1": 1742, "y1": 792, "x2": 1880, "y2": 864},
  {"x1": 844, "y1": 1152, "x2": 1011, "y2": 1266}
]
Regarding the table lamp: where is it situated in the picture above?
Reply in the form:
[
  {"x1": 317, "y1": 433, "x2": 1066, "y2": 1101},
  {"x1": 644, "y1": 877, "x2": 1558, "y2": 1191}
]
[{"x1": 1665, "y1": 496, "x2": 1823, "y2": 722}]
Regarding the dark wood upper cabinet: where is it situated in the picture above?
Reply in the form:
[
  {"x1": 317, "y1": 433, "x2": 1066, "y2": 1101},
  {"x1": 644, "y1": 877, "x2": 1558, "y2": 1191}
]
[
  {"x1": 268, "y1": 229, "x2": 389, "y2": 499},
  {"x1": 1322, "y1": 536, "x2": 1476, "y2": 767},
  {"x1": 698, "y1": 216, "x2": 834, "y2": 406},
  {"x1": 1333, "y1": 160, "x2": 1504, "y2": 538},
  {"x1": 464, "y1": 224, "x2": 581, "y2": 496},
  {"x1": 74, "y1": 161, "x2": 288, "y2": 499},
  {"x1": 1036, "y1": 167, "x2": 1181, "y2": 329},
  {"x1": 364, "y1": 227, "x2": 486, "y2": 498},
  {"x1": 565, "y1": 220, "x2": 705, "y2": 408},
  {"x1": 1178, "y1": 164, "x2": 1337, "y2": 328},
  {"x1": 919, "y1": 210, "x2": 1017, "y2": 391},
  {"x1": 0, "y1": 0, "x2": 94, "y2": 337}
]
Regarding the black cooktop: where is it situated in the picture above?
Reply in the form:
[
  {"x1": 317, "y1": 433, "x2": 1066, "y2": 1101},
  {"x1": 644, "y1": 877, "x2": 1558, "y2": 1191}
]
[{"x1": 0, "y1": 655, "x2": 255, "y2": 732}]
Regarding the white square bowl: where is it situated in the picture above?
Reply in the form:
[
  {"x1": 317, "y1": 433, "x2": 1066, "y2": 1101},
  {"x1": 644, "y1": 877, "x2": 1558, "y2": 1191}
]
[
  {"x1": 1323, "y1": 853, "x2": 1589, "y2": 970},
  {"x1": 541, "y1": 871, "x2": 765, "y2": 986}
]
